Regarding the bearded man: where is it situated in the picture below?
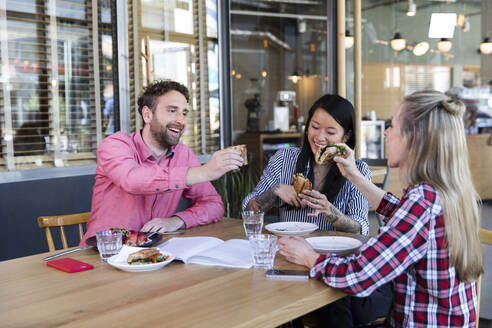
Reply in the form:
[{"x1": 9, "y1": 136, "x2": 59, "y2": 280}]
[{"x1": 81, "y1": 80, "x2": 243, "y2": 244}]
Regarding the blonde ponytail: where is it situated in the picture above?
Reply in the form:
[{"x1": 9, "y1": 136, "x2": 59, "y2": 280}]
[{"x1": 400, "y1": 90, "x2": 483, "y2": 282}]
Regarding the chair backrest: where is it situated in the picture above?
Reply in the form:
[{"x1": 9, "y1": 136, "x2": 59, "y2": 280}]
[
  {"x1": 361, "y1": 158, "x2": 391, "y2": 190},
  {"x1": 477, "y1": 228, "x2": 492, "y2": 328},
  {"x1": 37, "y1": 212, "x2": 91, "y2": 252}
]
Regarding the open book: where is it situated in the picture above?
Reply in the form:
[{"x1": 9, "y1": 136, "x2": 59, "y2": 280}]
[{"x1": 158, "y1": 237, "x2": 252, "y2": 269}]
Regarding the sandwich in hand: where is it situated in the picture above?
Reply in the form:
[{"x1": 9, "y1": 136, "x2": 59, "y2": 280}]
[
  {"x1": 127, "y1": 247, "x2": 169, "y2": 265},
  {"x1": 292, "y1": 173, "x2": 312, "y2": 195},
  {"x1": 227, "y1": 144, "x2": 248, "y2": 165},
  {"x1": 314, "y1": 144, "x2": 347, "y2": 166}
]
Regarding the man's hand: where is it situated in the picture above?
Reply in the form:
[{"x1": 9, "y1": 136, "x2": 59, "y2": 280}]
[
  {"x1": 186, "y1": 148, "x2": 243, "y2": 185},
  {"x1": 274, "y1": 184, "x2": 303, "y2": 208},
  {"x1": 140, "y1": 216, "x2": 185, "y2": 233}
]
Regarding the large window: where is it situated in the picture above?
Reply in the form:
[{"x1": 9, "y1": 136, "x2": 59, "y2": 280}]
[
  {"x1": 138, "y1": 0, "x2": 220, "y2": 154},
  {"x1": 344, "y1": 0, "x2": 484, "y2": 120},
  {"x1": 0, "y1": 0, "x2": 114, "y2": 171}
]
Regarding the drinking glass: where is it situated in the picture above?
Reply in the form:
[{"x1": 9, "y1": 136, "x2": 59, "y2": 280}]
[
  {"x1": 248, "y1": 234, "x2": 278, "y2": 269},
  {"x1": 96, "y1": 230, "x2": 123, "y2": 262},
  {"x1": 241, "y1": 211, "x2": 264, "y2": 238}
]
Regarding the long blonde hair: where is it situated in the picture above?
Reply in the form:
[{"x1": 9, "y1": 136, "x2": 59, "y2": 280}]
[{"x1": 400, "y1": 90, "x2": 483, "y2": 282}]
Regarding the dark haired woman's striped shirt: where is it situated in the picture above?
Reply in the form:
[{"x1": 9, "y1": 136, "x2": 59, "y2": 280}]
[{"x1": 242, "y1": 147, "x2": 371, "y2": 235}]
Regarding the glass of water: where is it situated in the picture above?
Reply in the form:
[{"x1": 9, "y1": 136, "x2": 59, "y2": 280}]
[
  {"x1": 96, "y1": 230, "x2": 123, "y2": 262},
  {"x1": 248, "y1": 234, "x2": 278, "y2": 269},
  {"x1": 242, "y1": 211, "x2": 264, "y2": 238}
]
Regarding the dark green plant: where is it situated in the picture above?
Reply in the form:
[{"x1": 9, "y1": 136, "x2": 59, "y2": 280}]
[{"x1": 212, "y1": 164, "x2": 260, "y2": 218}]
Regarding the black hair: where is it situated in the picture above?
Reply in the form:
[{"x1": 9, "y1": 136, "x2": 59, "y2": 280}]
[
  {"x1": 294, "y1": 94, "x2": 356, "y2": 203},
  {"x1": 137, "y1": 80, "x2": 190, "y2": 117}
]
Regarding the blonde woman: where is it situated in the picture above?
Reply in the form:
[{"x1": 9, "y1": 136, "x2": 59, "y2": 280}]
[{"x1": 279, "y1": 90, "x2": 483, "y2": 327}]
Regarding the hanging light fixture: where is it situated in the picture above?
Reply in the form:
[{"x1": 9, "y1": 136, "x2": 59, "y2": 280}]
[
  {"x1": 288, "y1": 72, "x2": 302, "y2": 84},
  {"x1": 406, "y1": 0, "x2": 416, "y2": 17},
  {"x1": 413, "y1": 41, "x2": 429, "y2": 56},
  {"x1": 391, "y1": 1, "x2": 406, "y2": 52},
  {"x1": 480, "y1": 37, "x2": 492, "y2": 55},
  {"x1": 391, "y1": 32, "x2": 406, "y2": 51},
  {"x1": 437, "y1": 38, "x2": 453, "y2": 53},
  {"x1": 345, "y1": 30, "x2": 354, "y2": 49}
]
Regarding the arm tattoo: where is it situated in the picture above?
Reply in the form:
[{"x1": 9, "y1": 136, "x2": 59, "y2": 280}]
[
  {"x1": 326, "y1": 204, "x2": 361, "y2": 234},
  {"x1": 245, "y1": 184, "x2": 279, "y2": 212}
]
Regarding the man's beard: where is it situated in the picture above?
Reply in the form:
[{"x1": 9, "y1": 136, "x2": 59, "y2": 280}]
[{"x1": 150, "y1": 120, "x2": 184, "y2": 150}]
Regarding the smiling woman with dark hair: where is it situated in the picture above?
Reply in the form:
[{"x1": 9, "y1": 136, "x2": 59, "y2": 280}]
[
  {"x1": 243, "y1": 94, "x2": 393, "y2": 327},
  {"x1": 243, "y1": 94, "x2": 370, "y2": 234}
]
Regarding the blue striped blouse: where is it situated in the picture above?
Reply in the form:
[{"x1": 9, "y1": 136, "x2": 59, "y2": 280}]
[{"x1": 242, "y1": 147, "x2": 371, "y2": 235}]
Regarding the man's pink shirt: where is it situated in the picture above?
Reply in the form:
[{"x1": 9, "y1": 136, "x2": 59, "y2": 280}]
[{"x1": 80, "y1": 131, "x2": 223, "y2": 244}]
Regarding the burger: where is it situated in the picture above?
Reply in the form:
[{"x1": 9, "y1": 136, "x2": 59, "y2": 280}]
[
  {"x1": 314, "y1": 144, "x2": 347, "y2": 166},
  {"x1": 127, "y1": 247, "x2": 168, "y2": 265},
  {"x1": 227, "y1": 144, "x2": 248, "y2": 165},
  {"x1": 292, "y1": 173, "x2": 312, "y2": 195}
]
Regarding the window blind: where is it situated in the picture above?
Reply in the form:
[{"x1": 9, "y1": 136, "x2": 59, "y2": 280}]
[{"x1": 0, "y1": 0, "x2": 114, "y2": 171}]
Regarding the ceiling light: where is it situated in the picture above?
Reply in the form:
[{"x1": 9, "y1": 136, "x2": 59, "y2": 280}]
[
  {"x1": 437, "y1": 38, "x2": 452, "y2": 53},
  {"x1": 406, "y1": 0, "x2": 416, "y2": 16},
  {"x1": 480, "y1": 37, "x2": 492, "y2": 55},
  {"x1": 428, "y1": 13, "x2": 457, "y2": 39},
  {"x1": 288, "y1": 72, "x2": 302, "y2": 84},
  {"x1": 345, "y1": 30, "x2": 354, "y2": 49},
  {"x1": 390, "y1": 33, "x2": 406, "y2": 51},
  {"x1": 456, "y1": 14, "x2": 465, "y2": 27},
  {"x1": 413, "y1": 41, "x2": 429, "y2": 56}
]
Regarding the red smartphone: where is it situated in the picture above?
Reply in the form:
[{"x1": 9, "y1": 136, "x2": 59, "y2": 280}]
[{"x1": 46, "y1": 258, "x2": 94, "y2": 273}]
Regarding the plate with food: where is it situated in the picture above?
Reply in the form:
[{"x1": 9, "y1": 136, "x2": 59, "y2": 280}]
[
  {"x1": 305, "y1": 236, "x2": 362, "y2": 255},
  {"x1": 265, "y1": 222, "x2": 318, "y2": 236},
  {"x1": 107, "y1": 246, "x2": 174, "y2": 272},
  {"x1": 86, "y1": 228, "x2": 162, "y2": 248}
]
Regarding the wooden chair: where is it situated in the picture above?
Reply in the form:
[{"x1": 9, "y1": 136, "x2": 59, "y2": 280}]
[
  {"x1": 37, "y1": 212, "x2": 90, "y2": 252},
  {"x1": 477, "y1": 228, "x2": 492, "y2": 328}
]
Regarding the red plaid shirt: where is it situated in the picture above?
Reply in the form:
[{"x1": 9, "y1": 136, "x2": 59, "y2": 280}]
[{"x1": 310, "y1": 183, "x2": 478, "y2": 327}]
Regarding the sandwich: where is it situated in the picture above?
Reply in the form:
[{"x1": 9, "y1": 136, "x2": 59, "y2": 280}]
[
  {"x1": 314, "y1": 144, "x2": 347, "y2": 166},
  {"x1": 227, "y1": 144, "x2": 248, "y2": 165},
  {"x1": 292, "y1": 173, "x2": 312, "y2": 195},
  {"x1": 127, "y1": 247, "x2": 168, "y2": 265}
]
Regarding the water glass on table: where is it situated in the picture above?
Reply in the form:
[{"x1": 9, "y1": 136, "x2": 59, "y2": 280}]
[
  {"x1": 242, "y1": 211, "x2": 264, "y2": 238},
  {"x1": 96, "y1": 230, "x2": 123, "y2": 262},
  {"x1": 248, "y1": 234, "x2": 278, "y2": 269}
]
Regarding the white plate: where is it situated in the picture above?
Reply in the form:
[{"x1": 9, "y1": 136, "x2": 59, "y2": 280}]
[
  {"x1": 265, "y1": 222, "x2": 318, "y2": 236},
  {"x1": 306, "y1": 236, "x2": 362, "y2": 254},
  {"x1": 107, "y1": 245, "x2": 175, "y2": 272}
]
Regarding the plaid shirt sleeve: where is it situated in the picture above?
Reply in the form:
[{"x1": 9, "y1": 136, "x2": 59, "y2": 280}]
[
  {"x1": 310, "y1": 187, "x2": 434, "y2": 297},
  {"x1": 376, "y1": 192, "x2": 401, "y2": 225}
]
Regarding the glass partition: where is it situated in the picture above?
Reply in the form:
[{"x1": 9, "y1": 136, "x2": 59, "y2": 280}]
[
  {"x1": 230, "y1": 1, "x2": 330, "y2": 138},
  {"x1": 345, "y1": 0, "x2": 491, "y2": 159}
]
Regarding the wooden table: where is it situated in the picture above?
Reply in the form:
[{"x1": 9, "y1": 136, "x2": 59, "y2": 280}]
[{"x1": 0, "y1": 218, "x2": 365, "y2": 328}]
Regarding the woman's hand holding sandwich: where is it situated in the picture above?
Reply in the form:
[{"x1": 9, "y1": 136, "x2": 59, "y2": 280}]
[
  {"x1": 274, "y1": 184, "x2": 303, "y2": 208},
  {"x1": 300, "y1": 189, "x2": 361, "y2": 234}
]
